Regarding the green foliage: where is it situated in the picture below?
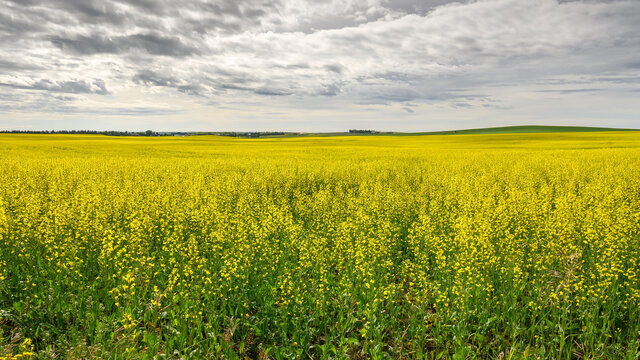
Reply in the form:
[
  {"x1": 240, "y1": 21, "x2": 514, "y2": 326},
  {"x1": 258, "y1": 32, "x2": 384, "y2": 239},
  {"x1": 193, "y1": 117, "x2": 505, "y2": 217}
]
[{"x1": 1, "y1": 132, "x2": 640, "y2": 359}]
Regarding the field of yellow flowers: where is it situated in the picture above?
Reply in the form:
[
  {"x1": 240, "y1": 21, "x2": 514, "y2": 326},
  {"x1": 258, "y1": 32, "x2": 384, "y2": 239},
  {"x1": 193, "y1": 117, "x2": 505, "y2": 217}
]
[{"x1": 1, "y1": 132, "x2": 639, "y2": 359}]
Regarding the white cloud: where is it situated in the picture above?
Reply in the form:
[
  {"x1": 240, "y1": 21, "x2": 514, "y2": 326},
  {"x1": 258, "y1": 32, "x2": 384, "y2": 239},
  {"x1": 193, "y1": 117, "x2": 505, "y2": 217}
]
[{"x1": 0, "y1": 0, "x2": 639, "y2": 130}]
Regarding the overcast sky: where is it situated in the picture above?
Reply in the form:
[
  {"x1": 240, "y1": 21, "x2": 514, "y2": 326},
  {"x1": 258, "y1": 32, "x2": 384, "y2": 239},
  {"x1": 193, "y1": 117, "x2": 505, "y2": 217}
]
[{"x1": 0, "y1": 0, "x2": 638, "y2": 131}]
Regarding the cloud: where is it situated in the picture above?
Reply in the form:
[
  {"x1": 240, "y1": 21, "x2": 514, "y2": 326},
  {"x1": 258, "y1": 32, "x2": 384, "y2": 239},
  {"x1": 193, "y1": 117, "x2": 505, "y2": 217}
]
[
  {"x1": 253, "y1": 88, "x2": 293, "y2": 96},
  {"x1": 132, "y1": 70, "x2": 207, "y2": 95},
  {"x1": 84, "y1": 107, "x2": 182, "y2": 116},
  {"x1": 51, "y1": 33, "x2": 199, "y2": 57},
  {"x1": 324, "y1": 64, "x2": 345, "y2": 74},
  {"x1": 0, "y1": 0, "x2": 639, "y2": 130},
  {"x1": 317, "y1": 83, "x2": 343, "y2": 96},
  {"x1": 132, "y1": 71, "x2": 178, "y2": 87},
  {"x1": 535, "y1": 88, "x2": 603, "y2": 94},
  {"x1": 0, "y1": 78, "x2": 109, "y2": 94},
  {"x1": 0, "y1": 59, "x2": 44, "y2": 71}
]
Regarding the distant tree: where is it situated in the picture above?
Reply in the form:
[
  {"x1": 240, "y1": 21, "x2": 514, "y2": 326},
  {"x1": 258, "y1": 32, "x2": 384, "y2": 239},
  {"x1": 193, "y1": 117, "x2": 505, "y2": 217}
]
[{"x1": 349, "y1": 129, "x2": 378, "y2": 134}]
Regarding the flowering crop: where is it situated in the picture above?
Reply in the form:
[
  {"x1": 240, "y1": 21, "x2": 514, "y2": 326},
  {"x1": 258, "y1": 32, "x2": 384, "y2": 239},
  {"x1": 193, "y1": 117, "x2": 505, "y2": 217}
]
[{"x1": 1, "y1": 132, "x2": 639, "y2": 359}]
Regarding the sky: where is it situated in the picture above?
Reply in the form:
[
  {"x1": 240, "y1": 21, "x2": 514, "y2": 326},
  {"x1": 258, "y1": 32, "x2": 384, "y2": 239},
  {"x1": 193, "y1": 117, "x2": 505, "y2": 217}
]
[{"x1": 0, "y1": 0, "x2": 639, "y2": 132}]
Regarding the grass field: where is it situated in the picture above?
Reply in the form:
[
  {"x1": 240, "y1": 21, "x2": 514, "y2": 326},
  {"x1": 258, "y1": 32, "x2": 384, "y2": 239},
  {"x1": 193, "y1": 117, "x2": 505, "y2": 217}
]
[{"x1": 1, "y1": 132, "x2": 640, "y2": 359}]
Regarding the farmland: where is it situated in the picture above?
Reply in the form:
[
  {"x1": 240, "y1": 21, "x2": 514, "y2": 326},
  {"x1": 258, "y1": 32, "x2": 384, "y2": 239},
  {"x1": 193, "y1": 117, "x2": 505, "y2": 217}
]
[{"x1": 1, "y1": 132, "x2": 640, "y2": 359}]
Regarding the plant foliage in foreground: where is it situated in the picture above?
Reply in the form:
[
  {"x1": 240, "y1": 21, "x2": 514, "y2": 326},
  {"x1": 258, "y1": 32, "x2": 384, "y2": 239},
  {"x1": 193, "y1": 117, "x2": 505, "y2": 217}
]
[{"x1": 1, "y1": 133, "x2": 639, "y2": 359}]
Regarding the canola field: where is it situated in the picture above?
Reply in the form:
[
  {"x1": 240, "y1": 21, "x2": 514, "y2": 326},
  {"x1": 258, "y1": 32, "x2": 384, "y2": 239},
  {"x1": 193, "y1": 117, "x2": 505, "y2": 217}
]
[{"x1": 1, "y1": 132, "x2": 639, "y2": 359}]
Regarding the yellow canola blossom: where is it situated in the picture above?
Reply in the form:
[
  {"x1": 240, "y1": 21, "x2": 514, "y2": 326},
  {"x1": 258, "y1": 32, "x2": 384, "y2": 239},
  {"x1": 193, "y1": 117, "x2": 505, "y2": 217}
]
[{"x1": 0, "y1": 132, "x2": 639, "y2": 358}]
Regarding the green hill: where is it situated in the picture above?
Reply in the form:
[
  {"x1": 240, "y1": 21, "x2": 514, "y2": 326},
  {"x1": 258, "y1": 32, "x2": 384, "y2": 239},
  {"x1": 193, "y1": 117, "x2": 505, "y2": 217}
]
[
  {"x1": 263, "y1": 125, "x2": 638, "y2": 138},
  {"x1": 403, "y1": 125, "x2": 638, "y2": 136}
]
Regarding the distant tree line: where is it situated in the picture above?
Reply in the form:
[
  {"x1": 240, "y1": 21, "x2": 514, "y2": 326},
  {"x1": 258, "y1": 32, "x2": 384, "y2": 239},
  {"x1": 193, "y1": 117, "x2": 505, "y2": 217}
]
[
  {"x1": 1, "y1": 130, "x2": 392, "y2": 138},
  {"x1": 0, "y1": 130, "x2": 287, "y2": 138},
  {"x1": 0, "y1": 129, "x2": 169, "y2": 136},
  {"x1": 210, "y1": 132, "x2": 286, "y2": 138},
  {"x1": 348, "y1": 129, "x2": 379, "y2": 134}
]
